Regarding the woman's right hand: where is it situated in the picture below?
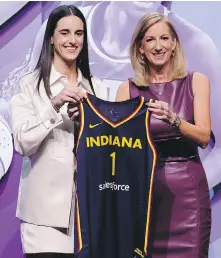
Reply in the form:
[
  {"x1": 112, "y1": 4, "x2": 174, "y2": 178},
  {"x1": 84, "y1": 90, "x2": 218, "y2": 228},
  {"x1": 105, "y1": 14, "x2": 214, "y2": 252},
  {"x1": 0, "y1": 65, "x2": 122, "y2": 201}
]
[{"x1": 51, "y1": 87, "x2": 85, "y2": 108}]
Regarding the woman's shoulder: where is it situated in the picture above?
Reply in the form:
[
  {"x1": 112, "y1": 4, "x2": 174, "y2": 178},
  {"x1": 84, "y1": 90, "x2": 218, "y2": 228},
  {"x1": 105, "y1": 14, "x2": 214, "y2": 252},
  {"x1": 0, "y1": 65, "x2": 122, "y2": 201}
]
[
  {"x1": 17, "y1": 70, "x2": 39, "y2": 95},
  {"x1": 119, "y1": 80, "x2": 130, "y2": 88},
  {"x1": 20, "y1": 69, "x2": 39, "y2": 84},
  {"x1": 117, "y1": 81, "x2": 130, "y2": 94},
  {"x1": 115, "y1": 80, "x2": 130, "y2": 101},
  {"x1": 191, "y1": 72, "x2": 210, "y2": 93},
  {"x1": 183, "y1": 71, "x2": 208, "y2": 82},
  {"x1": 186, "y1": 71, "x2": 209, "y2": 87},
  {"x1": 192, "y1": 71, "x2": 208, "y2": 81}
]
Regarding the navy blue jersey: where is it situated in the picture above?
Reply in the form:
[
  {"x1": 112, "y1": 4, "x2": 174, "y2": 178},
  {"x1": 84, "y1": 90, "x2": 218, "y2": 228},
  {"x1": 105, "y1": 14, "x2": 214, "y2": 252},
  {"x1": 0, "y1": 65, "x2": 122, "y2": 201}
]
[{"x1": 74, "y1": 93, "x2": 157, "y2": 258}]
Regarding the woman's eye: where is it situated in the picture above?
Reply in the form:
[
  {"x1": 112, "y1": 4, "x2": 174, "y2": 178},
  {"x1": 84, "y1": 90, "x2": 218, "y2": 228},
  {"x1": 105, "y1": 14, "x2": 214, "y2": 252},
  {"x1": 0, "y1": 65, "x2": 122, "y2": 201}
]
[{"x1": 76, "y1": 32, "x2": 84, "y2": 36}]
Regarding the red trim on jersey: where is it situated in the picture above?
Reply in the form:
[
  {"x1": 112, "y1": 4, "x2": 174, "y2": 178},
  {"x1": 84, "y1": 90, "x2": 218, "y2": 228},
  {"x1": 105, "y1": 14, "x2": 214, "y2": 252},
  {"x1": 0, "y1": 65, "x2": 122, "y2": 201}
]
[
  {"x1": 144, "y1": 100, "x2": 158, "y2": 255},
  {"x1": 76, "y1": 102, "x2": 84, "y2": 154}
]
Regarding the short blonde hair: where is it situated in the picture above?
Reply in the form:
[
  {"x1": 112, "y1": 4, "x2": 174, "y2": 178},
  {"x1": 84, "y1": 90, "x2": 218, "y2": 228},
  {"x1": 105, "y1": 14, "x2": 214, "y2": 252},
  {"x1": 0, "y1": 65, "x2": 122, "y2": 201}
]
[{"x1": 130, "y1": 13, "x2": 187, "y2": 86}]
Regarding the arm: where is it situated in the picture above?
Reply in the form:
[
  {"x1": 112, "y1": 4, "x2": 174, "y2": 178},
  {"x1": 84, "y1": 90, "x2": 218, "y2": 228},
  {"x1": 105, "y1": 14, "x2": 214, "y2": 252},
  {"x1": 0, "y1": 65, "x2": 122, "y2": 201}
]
[
  {"x1": 115, "y1": 81, "x2": 130, "y2": 101},
  {"x1": 179, "y1": 72, "x2": 211, "y2": 148},
  {"x1": 10, "y1": 77, "x2": 63, "y2": 156}
]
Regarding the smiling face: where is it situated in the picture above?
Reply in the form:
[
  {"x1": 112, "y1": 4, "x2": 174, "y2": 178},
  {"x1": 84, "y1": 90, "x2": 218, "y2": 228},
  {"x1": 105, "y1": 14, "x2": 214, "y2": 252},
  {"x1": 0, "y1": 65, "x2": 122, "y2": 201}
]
[
  {"x1": 140, "y1": 21, "x2": 176, "y2": 68},
  {"x1": 51, "y1": 15, "x2": 84, "y2": 65}
]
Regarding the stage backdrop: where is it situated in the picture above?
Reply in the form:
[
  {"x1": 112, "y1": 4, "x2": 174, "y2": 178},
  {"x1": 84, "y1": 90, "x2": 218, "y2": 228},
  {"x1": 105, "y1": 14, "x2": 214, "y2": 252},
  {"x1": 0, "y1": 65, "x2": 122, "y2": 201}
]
[{"x1": 0, "y1": 1, "x2": 221, "y2": 257}]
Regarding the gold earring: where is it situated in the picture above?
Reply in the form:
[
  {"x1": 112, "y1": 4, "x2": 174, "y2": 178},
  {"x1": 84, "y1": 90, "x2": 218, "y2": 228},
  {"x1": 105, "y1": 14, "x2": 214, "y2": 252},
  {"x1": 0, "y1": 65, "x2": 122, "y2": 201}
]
[
  {"x1": 172, "y1": 50, "x2": 175, "y2": 57},
  {"x1": 141, "y1": 54, "x2": 144, "y2": 60}
]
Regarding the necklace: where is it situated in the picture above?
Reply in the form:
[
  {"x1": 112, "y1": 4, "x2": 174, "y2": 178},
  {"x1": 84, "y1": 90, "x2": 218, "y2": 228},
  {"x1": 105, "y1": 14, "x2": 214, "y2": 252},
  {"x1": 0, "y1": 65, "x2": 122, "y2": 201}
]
[{"x1": 150, "y1": 82, "x2": 166, "y2": 95}]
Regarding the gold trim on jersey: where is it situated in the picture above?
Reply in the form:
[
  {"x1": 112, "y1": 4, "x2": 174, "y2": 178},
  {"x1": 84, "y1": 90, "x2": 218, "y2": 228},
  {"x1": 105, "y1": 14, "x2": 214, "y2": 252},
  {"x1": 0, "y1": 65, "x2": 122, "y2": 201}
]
[
  {"x1": 76, "y1": 195, "x2": 83, "y2": 252},
  {"x1": 86, "y1": 92, "x2": 144, "y2": 128},
  {"x1": 75, "y1": 103, "x2": 84, "y2": 253},
  {"x1": 76, "y1": 102, "x2": 85, "y2": 153},
  {"x1": 144, "y1": 99, "x2": 158, "y2": 255}
]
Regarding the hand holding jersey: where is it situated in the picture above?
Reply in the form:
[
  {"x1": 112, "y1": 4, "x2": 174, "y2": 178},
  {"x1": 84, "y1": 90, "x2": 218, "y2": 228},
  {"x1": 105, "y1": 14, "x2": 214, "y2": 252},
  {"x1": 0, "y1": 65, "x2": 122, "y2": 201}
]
[{"x1": 51, "y1": 86, "x2": 85, "y2": 119}]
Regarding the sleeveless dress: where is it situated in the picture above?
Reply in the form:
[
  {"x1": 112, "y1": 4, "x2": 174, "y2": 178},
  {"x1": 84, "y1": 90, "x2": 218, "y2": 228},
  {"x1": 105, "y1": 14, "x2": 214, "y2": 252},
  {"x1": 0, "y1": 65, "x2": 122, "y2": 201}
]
[{"x1": 129, "y1": 72, "x2": 211, "y2": 258}]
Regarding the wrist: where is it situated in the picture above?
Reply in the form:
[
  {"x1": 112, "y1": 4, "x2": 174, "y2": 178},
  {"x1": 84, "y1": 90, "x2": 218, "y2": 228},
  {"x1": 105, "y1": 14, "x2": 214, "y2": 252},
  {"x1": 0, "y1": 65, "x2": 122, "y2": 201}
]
[
  {"x1": 168, "y1": 112, "x2": 176, "y2": 124},
  {"x1": 51, "y1": 98, "x2": 61, "y2": 113},
  {"x1": 170, "y1": 113, "x2": 181, "y2": 129}
]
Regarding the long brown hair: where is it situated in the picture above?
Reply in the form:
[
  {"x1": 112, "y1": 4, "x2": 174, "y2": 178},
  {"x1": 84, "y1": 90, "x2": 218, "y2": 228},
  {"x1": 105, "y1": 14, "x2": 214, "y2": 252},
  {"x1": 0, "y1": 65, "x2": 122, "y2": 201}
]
[{"x1": 35, "y1": 5, "x2": 95, "y2": 97}]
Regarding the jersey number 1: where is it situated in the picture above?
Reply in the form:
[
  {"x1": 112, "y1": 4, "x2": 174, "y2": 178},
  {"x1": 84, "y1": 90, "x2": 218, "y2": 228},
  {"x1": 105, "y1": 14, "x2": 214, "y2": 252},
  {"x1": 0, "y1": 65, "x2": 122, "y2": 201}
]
[{"x1": 110, "y1": 152, "x2": 116, "y2": 176}]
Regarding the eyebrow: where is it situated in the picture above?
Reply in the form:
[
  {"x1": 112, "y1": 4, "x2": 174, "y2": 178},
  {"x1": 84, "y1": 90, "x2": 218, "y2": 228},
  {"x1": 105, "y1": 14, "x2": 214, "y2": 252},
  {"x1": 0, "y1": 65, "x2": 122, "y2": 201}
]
[
  {"x1": 59, "y1": 29, "x2": 69, "y2": 33},
  {"x1": 59, "y1": 29, "x2": 84, "y2": 33},
  {"x1": 146, "y1": 34, "x2": 170, "y2": 38}
]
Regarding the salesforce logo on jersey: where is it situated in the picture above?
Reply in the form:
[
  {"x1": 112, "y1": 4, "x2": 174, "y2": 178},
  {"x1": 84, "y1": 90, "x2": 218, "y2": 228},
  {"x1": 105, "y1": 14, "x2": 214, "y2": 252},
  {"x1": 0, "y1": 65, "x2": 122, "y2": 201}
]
[{"x1": 99, "y1": 181, "x2": 130, "y2": 191}]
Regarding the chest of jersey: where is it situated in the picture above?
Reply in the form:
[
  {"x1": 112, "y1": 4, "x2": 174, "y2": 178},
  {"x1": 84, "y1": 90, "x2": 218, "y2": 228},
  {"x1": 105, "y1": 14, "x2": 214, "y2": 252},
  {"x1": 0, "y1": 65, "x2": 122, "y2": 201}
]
[{"x1": 75, "y1": 94, "x2": 157, "y2": 258}]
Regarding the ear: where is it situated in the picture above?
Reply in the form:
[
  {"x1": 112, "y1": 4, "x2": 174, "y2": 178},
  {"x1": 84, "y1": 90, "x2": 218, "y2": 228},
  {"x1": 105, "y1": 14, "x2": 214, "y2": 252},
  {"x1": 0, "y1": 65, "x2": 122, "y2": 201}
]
[
  {"x1": 172, "y1": 37, "x2": 177, "y2": 50},
  {"x1": 139, "y1": 45, "x2": 144, "y2": 54},
  {"x1": 51, "y1": 37, "x2": 54, "y2": 45}
]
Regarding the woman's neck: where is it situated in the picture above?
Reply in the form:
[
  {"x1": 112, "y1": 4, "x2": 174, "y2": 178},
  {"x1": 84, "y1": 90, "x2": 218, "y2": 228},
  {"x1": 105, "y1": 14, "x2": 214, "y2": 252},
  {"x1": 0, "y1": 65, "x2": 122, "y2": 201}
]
[
  {"x1": 149, "y1": 63, "x2": 172, "y2": 83},
  {"x1": 53, "y1": 56, "x2": 78, "y2": 84}
]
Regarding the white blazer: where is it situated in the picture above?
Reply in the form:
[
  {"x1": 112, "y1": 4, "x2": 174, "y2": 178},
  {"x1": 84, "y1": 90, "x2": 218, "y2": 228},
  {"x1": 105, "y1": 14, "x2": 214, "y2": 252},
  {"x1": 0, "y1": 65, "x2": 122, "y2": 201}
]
[{"x1": 10, "y1": 66, "x2": 109, "y2": 228}]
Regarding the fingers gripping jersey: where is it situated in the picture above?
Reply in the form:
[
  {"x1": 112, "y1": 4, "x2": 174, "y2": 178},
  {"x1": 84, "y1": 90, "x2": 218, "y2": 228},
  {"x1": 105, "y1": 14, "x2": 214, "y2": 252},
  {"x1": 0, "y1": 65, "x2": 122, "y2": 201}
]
[{"x1": 74, "y1": 93, "x2": 157, "y2": 258}]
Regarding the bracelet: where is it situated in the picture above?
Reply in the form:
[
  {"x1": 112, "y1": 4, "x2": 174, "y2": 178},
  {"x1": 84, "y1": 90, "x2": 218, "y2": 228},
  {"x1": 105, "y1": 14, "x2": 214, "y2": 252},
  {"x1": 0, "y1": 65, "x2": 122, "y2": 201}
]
[
  {"x1": 51, "y1": 99, "x2": 62, "y2": 113},
  {"x1": 170, "y1": 114, "x2": 181, "y2": 128}
]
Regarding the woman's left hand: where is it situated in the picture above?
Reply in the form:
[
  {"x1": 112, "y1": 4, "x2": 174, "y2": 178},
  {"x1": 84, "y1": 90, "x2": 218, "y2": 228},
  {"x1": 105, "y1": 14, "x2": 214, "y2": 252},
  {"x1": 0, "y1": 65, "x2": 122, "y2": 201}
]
[{"x1": 147, "y1": 100, "x2": 176, "y2": 124}]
